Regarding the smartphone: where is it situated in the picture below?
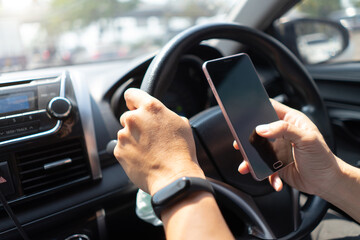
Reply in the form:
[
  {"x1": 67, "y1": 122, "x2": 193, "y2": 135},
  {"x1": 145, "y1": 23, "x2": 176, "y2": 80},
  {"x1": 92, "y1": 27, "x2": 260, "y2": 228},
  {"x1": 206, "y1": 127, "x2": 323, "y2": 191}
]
[{"x1": 202, "y1": 53, "x2": 293, "y2": 181}]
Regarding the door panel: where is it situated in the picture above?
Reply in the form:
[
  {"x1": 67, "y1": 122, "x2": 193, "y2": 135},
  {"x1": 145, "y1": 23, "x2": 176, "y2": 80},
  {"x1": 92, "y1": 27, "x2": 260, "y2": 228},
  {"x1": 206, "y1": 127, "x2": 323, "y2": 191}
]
[{"x1": 309, "y1": 64, "x2": 360, "y2": 168}]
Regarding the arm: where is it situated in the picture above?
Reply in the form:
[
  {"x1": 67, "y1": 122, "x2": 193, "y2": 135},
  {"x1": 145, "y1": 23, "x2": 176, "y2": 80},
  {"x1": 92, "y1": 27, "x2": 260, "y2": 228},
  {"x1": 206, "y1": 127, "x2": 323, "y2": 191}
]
[
  {"x1": 161, "y1": 192, "x2": 233, "y2": 240},
  {"x1": 237, "y1": 99, "x2": 360, "y2": 223},
  {"x1": 321, "y1": 158, "x2": 360, "y2": 223},
  {"x1": 114, "y1": 88, "x2": 234, "y2": 240}
]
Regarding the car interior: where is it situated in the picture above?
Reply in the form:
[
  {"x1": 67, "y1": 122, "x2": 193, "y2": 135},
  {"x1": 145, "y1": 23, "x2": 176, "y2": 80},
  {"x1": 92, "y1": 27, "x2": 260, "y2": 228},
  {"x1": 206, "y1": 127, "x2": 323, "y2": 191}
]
[{"x1": 0, "y1": 0, "x2": 359, "y2": 239}]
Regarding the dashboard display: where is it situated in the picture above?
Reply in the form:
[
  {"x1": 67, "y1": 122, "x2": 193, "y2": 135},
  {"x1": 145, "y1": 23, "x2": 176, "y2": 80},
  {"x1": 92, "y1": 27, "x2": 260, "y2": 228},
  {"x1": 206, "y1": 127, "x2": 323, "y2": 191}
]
[{"x1": 0, "y1": 92, "x2": 35, "y2": 115}]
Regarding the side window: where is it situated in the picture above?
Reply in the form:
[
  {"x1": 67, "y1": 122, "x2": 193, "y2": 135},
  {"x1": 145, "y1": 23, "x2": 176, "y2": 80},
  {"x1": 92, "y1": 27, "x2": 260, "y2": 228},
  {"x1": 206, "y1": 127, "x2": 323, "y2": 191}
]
[{"x1": 276, "y1": 0, "x2": 360, "y2": 64}]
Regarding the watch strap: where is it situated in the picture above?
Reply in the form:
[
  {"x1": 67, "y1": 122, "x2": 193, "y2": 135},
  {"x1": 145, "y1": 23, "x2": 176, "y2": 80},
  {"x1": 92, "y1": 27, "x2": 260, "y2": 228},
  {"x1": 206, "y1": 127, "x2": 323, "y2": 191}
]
[{"x1": 151, "y1": 177, "x2": 214, "y2": 219}]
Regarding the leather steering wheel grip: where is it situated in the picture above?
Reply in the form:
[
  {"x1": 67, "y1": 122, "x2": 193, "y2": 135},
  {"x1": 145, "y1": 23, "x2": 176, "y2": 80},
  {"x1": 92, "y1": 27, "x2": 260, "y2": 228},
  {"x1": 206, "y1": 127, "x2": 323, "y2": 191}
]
[{"x1": 140, "y1": 22, "x2": 334, "y2": 239}]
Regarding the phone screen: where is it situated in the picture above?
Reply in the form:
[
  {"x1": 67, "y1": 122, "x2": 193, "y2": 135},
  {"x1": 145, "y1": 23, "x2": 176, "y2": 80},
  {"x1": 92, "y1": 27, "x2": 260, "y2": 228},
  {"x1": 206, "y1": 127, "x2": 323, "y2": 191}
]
[{"x1": 203, "y1": 53, "x2": 293, "y2": 181}]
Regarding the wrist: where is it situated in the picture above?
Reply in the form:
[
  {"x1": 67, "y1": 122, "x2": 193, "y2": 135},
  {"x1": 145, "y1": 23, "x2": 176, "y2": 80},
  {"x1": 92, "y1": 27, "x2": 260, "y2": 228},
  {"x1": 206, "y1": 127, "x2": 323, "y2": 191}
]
[
  {"x1": 160, "y1": 190, "x2": 234, "y2": 239},
  {"x1": 149, "y1": 161, "x2": 205, "y2": 196},
  {"x1": 317, "y1": 157, "x2": 360, "y2": 222},
  {"x1": 161, "y1": 191, "x2": 214, "y2": 220},
  {"x1": 151, "y1": 177, "x2": 214, "y2": 219},
  {"x1": 317, "y1": 156, "x2": 349, "y2": 199}
]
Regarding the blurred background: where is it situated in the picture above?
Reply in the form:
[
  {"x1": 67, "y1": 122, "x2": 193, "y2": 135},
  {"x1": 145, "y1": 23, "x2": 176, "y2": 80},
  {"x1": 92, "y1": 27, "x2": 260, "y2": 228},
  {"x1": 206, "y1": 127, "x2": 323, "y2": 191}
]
[{"x1": 0, "y1": 0, "x2": 359, "y2": 72}]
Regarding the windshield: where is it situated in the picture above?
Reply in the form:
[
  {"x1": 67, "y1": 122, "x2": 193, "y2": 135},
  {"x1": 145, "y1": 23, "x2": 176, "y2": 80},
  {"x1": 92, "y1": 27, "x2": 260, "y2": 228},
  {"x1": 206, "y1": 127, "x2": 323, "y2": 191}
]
[{"x1": 0, "y1": 0, "x2": 237, "y2": 72}]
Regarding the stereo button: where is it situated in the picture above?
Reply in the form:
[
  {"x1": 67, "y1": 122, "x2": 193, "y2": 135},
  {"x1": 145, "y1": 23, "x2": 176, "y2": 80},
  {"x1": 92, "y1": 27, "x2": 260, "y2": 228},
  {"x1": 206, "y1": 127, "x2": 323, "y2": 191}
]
[
  {"x1": 47, "y1": 97, "x2": 72, "y2": 119},
  {"x1": 38, "y1": 84, "x2": 61, "y2": 109},
  {"x1": 0, "y1": 121, "x2": 40, "y2": 139},
  {"x1": 23, "y1": 114, "x2": 38, "y2": 121},
  {"x1": 7, "y1": 118, "x2": 18, "y2": 124},
  {"x1": 15, "y1": 115, "x2": 26, "y2": 123}
]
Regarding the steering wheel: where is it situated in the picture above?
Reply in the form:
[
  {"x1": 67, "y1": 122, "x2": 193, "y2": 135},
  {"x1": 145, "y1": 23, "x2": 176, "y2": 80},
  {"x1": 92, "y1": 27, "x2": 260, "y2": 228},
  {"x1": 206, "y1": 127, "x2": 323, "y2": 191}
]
[{"x1": 140, "y1": 23, "x2": 334, "y2": 239}]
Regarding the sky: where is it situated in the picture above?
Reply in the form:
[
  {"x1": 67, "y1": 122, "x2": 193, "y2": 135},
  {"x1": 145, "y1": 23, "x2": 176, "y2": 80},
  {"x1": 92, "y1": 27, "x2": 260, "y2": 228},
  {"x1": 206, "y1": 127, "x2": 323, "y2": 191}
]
[{"x1": 1, "y1": 0, "x2": 33, "y2": 12}]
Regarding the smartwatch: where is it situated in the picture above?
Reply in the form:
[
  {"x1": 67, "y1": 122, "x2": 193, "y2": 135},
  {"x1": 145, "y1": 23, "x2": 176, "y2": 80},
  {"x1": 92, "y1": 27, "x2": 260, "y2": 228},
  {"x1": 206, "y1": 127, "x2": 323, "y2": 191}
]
[{"x1": 151, "y1": 177, "x2": 215, "y2": 219}]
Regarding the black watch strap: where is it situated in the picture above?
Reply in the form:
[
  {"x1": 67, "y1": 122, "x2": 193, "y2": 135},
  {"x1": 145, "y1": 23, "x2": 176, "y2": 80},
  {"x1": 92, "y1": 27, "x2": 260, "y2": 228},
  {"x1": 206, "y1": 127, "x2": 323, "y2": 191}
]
[{"x1": 151, "y1": 177, "x2": 214, "y2": 219}]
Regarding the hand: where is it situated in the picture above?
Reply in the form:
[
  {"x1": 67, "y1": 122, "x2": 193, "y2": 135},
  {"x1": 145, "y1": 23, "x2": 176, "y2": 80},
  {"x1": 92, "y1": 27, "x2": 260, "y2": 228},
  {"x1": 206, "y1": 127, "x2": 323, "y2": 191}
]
[
  {"x1": 235, "y1": 100, "x2": 341, "y2": 197},
  {"x1": 114, "y1": 88, "x2": 205, "y2": 195}
]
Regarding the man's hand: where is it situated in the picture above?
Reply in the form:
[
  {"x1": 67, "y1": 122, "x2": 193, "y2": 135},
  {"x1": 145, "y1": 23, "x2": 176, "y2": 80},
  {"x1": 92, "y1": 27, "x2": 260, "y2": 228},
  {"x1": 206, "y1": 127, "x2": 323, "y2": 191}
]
[
  {"x1": 235, "y1": 100, "x2": 341, "y2": 196},
  {"x1": 114, "y1": 88, "x2": 204, "y2": 196}
]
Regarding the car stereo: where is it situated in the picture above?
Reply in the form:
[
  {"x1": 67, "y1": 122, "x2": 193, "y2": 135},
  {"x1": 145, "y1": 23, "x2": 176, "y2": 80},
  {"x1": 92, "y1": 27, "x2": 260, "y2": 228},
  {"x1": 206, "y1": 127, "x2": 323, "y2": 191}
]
[{"x1": 0, "y1": 74, "x2": 72, "y2": 145}]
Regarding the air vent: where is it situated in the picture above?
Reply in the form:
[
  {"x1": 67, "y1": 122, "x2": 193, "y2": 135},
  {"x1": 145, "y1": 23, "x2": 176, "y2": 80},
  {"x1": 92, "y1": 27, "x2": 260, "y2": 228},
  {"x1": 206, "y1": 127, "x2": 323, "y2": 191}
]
[{"x1": 16, "y1": 139, "x2": 91, "y2": 195}]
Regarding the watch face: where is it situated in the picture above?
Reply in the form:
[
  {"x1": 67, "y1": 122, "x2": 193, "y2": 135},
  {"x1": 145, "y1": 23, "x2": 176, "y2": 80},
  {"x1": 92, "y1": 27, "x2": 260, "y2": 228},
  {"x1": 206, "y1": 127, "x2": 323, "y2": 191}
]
[{"x1": 152, "y1": 177, "x2": 189, "y2": 205}]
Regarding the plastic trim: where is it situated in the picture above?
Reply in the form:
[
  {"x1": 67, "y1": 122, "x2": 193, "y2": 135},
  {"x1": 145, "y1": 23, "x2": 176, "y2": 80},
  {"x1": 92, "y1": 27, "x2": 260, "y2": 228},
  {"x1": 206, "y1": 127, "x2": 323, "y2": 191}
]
[{"x1": 69, "y1": 71, "x2": 102, "y2": 180}]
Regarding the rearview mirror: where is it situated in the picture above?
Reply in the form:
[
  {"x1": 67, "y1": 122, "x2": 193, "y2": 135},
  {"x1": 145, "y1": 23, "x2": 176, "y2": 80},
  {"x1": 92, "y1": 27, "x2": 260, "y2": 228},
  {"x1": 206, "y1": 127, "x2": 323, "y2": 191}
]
[{"x1": 276, "y1": 18, "x2": 349, "y2": 64}]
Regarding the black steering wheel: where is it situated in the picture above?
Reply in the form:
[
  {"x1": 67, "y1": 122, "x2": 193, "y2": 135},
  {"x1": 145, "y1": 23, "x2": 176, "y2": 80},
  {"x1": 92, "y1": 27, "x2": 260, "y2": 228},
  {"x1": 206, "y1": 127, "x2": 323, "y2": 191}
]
[{"x1": 140, "y1": 23, "x2": 334, "y2": 239}]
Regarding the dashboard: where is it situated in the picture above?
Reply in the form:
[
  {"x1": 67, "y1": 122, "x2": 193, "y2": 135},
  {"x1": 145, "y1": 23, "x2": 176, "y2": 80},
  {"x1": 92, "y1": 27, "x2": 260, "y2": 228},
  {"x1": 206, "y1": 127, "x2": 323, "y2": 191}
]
[
  {"x1": 0, "y1": 42, "x2": 348, "y2": 239},
  {"x1": 0, "y1": 39, "x2": 290, "y2": 237},
  {"x1": 0, "y1": 47, "x2": 220, "y2": 238},
  {"x1": 0, "y1": 60, "x2": 134, "y2": 239}
]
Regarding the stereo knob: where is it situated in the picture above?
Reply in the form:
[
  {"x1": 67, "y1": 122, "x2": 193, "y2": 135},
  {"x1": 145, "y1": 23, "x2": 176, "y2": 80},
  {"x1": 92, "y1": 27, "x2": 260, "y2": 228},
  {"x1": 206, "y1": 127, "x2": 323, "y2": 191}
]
[{"x1": 47, "y1": 97, "x2": 72, "y2": 119}]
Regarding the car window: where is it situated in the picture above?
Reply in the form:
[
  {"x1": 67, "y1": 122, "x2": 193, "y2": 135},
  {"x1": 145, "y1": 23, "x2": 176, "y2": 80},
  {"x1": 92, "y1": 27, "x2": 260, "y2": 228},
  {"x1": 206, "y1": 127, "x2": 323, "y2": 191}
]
[
  {"x1": 280, "y1": 0, "x2": 360, "y2": 64},
  {"x1": 0, "y1": 0, "x2": 237, "y2": 73}
]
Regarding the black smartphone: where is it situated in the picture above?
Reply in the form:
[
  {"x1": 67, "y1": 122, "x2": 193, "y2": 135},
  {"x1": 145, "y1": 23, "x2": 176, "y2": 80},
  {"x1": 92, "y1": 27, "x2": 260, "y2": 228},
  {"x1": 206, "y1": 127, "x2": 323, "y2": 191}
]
[{"x1": 202, "y1": 53, "x2": 293, "y2": 181}]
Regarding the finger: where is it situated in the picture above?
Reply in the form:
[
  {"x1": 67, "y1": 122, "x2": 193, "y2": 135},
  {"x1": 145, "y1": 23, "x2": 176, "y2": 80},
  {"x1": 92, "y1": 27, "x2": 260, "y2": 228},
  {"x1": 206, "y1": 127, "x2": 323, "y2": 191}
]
[
  {"x1": 115, "y1": 128, "x2": 127, "y2": 150},
  {"x1": 119, "y1": 110, "x2": 139, "y2": 128},
  {"x1": 233, "y1": 140, "x2": 239, "y2": 150},
  {"x1": 269, "y1": 173, "x2": 283, "y2": 192},
  {"x1": 238, "y1": 161, "x2": 250, "y2": 174},
  {"x1": 120, "y1": 111, "x2": 131, "y2": 127},
  {"x1": 269, "y1": 99, "x2": 296, "y2": 120},
  {"x1": 255, "y1": 120, "x2": 304, "y2": 145},
  {"x1": 181, "y1": 116, "x2": 190, "y2": 125},
  {"x1": 124, "y1": 88, "x2": 154, "y2": 110},
  {"x1": 270, "y1": 99, "x2": 318, "y2": 131}
]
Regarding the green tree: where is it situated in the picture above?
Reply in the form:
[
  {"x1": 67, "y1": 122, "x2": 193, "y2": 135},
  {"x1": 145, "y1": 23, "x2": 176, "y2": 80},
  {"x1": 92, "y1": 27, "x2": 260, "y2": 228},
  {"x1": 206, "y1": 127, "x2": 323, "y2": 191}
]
[
  {"x1": 353, "y1": 0, "x2": 360, "y2": 8},
  {"x1": 43, "y1": 0, "x2": 139, "y2": 36},
  {"x1": 182, "y1": 0, "x2": 216, "y2": 19},
  {"x1": 297, "y1": 0, "x2": 342, "y2": 17},
  {"x1": 163, "y1": 0, "x2": 225, "y2": 28}
]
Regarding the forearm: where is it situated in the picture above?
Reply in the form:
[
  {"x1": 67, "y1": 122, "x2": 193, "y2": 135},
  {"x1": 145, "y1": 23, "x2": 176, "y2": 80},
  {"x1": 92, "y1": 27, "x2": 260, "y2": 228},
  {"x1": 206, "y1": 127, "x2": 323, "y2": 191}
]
[
  {"x1": 161, "y1": 192, "x2": 234, "y2": 240},
  {"x1": 320, "y1": 157, "x2": 360, "y2": 223}
]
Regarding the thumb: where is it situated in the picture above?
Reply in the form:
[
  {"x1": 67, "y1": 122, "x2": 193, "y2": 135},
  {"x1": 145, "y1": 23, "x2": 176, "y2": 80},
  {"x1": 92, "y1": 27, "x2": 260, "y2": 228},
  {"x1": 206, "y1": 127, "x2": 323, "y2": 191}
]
[{"x1": 255, "y1": 120, "x2": 303, "y2": 145}]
